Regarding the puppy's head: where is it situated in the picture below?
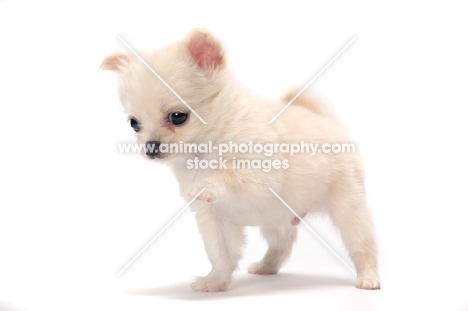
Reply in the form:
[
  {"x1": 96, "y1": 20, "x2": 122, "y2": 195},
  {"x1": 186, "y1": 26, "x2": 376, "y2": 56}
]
[{"x1": 101, "y1": 29, "x2": 227, "y2": 159}]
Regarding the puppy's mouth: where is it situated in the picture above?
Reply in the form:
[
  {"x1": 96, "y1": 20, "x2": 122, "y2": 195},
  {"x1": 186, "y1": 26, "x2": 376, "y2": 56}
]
[
  {"x1": 145, "y1": 141, "x2": 166, "y2": 160},
  {"x1": 146, "y1": 152, "x2": 169, "y2": 160},
  {"x1": 144, "y1": 141, "x2": 188, "y2": 160}
]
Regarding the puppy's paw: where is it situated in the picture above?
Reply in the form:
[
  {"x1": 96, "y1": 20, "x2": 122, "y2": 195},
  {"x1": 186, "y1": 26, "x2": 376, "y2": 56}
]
[
  {"x1": 188, "y1": 180, "x2": 225, "y2": 203},
  {"x1": 355, "y1": 275, "x2": 380, "y2": 290},
  {"x1": 191, "y1": 276, "x2": 230, "y2": 292},
  {"x1": 248, "y1": 261, "x2": 279, "y2": 275}
]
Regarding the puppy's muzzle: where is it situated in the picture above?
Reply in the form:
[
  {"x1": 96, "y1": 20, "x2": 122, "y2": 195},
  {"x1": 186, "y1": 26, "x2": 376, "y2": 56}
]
[{"x1": 145, "y1": 141, "x2": 161, "y2": 159}]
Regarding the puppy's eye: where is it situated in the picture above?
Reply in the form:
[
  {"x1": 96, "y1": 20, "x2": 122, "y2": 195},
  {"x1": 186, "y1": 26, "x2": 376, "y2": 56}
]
[
  {"x1": 168, "y1": 112, "x2": 188, "y2": 125},
  {"x1": 129, "y1": 118, "x2": 141, "y2": 132}
]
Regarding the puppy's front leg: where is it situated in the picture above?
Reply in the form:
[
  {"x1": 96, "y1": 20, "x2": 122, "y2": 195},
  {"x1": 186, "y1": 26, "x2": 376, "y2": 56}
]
[
  {"x1": 191, "y1": 203, "x2": 244, "y2": 292},
  {"x1": 188, "y1": 169, "x2": 247, "y2": 292}
]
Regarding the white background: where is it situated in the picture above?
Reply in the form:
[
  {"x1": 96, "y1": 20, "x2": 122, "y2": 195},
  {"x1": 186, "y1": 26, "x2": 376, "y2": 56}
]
[{"x1": 1, "y1": 1, "x2": 468, "y2": 310}]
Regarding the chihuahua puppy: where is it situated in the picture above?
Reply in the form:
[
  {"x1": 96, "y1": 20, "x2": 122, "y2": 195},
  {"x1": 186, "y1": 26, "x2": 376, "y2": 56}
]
[{"x1": 101, "y1": 29, "x2": 380, "y2": 291}]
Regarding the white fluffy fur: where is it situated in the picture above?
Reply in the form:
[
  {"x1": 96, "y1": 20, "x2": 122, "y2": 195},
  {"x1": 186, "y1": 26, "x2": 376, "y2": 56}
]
[{"x1": 101, "y1": 29, "x2": 380, "y2": 291}]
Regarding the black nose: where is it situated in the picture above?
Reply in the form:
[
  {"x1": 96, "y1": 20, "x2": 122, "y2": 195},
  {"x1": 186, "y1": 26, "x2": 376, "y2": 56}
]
[{"x1": 145, "y1": 141, "x2": 160, "y2": 158}]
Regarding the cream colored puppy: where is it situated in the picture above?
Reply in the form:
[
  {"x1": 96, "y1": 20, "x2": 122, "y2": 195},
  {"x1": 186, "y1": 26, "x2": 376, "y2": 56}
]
[{"x1": 101, "y1": 29, "x2": 380, "y2": 291}]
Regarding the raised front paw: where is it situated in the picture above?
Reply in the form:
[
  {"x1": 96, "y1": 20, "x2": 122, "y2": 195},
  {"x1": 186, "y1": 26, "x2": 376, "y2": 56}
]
[
  {"x1": 188, "y1": 180, "x2": 225, "y2": 203},
  {"x1": 191, "y1": 276, "x2": 231, "y2": 292}
]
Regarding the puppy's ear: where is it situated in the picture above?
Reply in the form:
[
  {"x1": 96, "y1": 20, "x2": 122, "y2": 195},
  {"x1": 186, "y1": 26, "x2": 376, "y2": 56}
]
[
  {"x1": 100, "y1": 52, "x2": 131, "y2": 71},
  {"x1": 186, "y1": 29, "x2": 225, "y2": 71}
]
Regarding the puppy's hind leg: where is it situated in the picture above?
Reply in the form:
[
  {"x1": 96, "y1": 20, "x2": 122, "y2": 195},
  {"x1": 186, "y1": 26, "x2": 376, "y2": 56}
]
[
  {"x1": 191, "y1": 205, "x2": 245, "y2": 292},
  {"x1": 329, "y1": 187, "x2": 381, "y2": 290},
  {"x1": 249, "y1": 226, "x2": 297, "y2": 275}
]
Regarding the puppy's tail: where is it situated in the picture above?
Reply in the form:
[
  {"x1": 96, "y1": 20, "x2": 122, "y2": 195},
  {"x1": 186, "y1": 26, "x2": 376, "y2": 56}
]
[{"x1": 281, "y1": 88, "x2": 337, "y2": 121}]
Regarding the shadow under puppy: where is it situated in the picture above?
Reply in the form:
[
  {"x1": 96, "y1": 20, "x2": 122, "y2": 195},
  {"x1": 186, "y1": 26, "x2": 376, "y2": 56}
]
[{"x1": 100, "y1": 29, "x2": 380, "y2": 291}]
